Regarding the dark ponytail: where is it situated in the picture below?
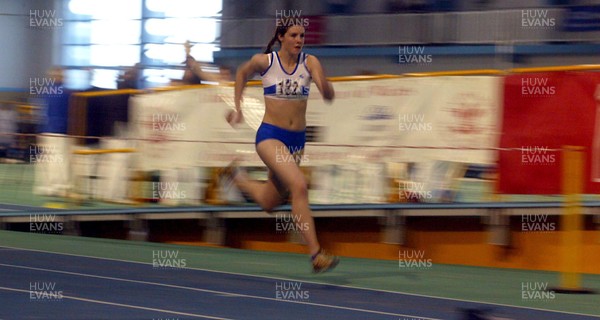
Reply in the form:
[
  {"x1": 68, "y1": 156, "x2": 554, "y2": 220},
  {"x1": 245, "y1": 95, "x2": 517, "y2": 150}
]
[{"x1": 264, "y1": 32, "x2": 279, "y2": 54}]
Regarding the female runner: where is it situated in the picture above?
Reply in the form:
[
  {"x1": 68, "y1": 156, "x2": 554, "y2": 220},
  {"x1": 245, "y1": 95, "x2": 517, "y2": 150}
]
[{"x1": 228, "y1": 20, "x2": 338, "y2": 273}]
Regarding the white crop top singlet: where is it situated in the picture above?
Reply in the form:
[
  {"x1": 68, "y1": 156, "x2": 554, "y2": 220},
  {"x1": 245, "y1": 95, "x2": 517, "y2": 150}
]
[{"x1": 261, "y1": 51, "x2": 312, "y2": 100}]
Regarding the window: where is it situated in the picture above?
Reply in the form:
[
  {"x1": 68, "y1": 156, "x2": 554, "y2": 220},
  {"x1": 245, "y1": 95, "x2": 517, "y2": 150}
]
[{"x1": 62, "y1": 0, "x2": 222, "y2": 89}]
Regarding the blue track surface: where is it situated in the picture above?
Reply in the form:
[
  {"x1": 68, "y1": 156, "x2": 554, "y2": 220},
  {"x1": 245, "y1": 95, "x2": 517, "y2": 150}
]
[{"x1": 1, "y1": 247, "x2": 599, "y2": 320}]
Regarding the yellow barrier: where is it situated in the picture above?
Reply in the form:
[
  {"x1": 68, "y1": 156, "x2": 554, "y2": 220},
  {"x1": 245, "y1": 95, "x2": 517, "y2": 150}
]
[
  {"x1": 66, "y1": 65, "x2": 600, "y2": 97},
  {"x1": 71, "y1": 89, "x2": 141, "y2": 97},
  {"x1": 552, "y1": 146, "x2": 595, "y2": 293},
  {"x1": 73, "y1": 148, "x2": 136, "y2": 155}
]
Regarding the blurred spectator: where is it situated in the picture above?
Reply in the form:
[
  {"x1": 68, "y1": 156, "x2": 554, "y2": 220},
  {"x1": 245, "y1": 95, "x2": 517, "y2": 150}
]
[
  {"x1": 182, "y1": 53, "x2": 201, "y2": 85},
  {"x1": 182, "y1": 41, "x2": 227, "y2": 84},
  {"x1": 117, "y1": 63, "x2": 141, "y2": 89},
  {"x1": 42, "y1": 66, "x2": 71, "y2": 134},
  {"x1": 0, "y1": 103, "x2": 17, "y2": 158}
]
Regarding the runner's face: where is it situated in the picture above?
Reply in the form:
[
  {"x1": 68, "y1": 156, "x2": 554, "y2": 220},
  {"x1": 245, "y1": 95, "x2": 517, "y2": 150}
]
[{"x1": 279, "y1": 25, "x2": 305, "y2": 55}]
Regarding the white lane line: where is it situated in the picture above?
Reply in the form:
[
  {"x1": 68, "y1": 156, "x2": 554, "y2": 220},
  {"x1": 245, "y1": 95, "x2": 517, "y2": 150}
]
[
  {"x1": 0, "y1": 263, "x2": 439, "y2": 320},
  {"x1": 2, "y1": 245, "x2": 600, "y2": 319},
  {"x1": 0, "y1": 286, "x2": 233, "y2": 320}
]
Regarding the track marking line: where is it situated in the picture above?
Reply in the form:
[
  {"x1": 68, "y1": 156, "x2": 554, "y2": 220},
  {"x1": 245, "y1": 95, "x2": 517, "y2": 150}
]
[
  {"x1": 0, "y1": 263, "x2": 440, "y2": 320},
  {"x1": 2, "y1": 245, "x2": 600, "y2": 319},
  {"x1": 0, "y1": 286, "x2": 233, "y2": 320}
]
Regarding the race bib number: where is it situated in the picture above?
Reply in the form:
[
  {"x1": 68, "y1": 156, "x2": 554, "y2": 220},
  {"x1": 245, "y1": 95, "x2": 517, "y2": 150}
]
[{"x1": 277, "y1": 78, "x2": 300, "y2": 96}]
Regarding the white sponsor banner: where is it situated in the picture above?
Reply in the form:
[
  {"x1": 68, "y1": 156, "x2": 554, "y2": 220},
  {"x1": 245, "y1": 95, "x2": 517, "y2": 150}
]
[
  {"x1": 130, "y1": 77, "x2": 500, "y2": 202},
  {"x1": 129, "y1": 87, "x2": 260, "y2": 170},
  {"x1": 95, "y1": 138, "x2": 134, "y2": 202},
  {"x1": 33, "y1": 134, "x2": 73, "y2": 197},
  {"x1": 307, "y1": 77, "x2": 500, "y2": 163},
  {"x1": 305, "y1": 76, "x2": 500, "y2": 201}
]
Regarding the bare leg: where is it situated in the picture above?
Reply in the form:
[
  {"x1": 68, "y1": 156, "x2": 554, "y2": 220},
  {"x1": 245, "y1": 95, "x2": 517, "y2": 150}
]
[
  {"x1": 232, "y1": 169, "x2": 287, "y2": 213},
  {"x1": 256, "y1": 140, "x2": 321, "y2": 255},
  {"x1": 237, "y1": 139, "x2": 320, "y2": 256}
]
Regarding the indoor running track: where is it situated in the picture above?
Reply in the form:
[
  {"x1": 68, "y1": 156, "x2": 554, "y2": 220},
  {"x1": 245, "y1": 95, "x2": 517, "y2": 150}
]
[{"x1": 1, "y1": 246, "x2": 599, "y2": 320}]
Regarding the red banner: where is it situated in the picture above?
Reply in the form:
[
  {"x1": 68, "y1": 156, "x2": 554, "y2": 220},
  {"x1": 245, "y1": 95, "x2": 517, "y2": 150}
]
[{"x1": 498, "y1": 71, "x2": 600, "y2": 194}]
